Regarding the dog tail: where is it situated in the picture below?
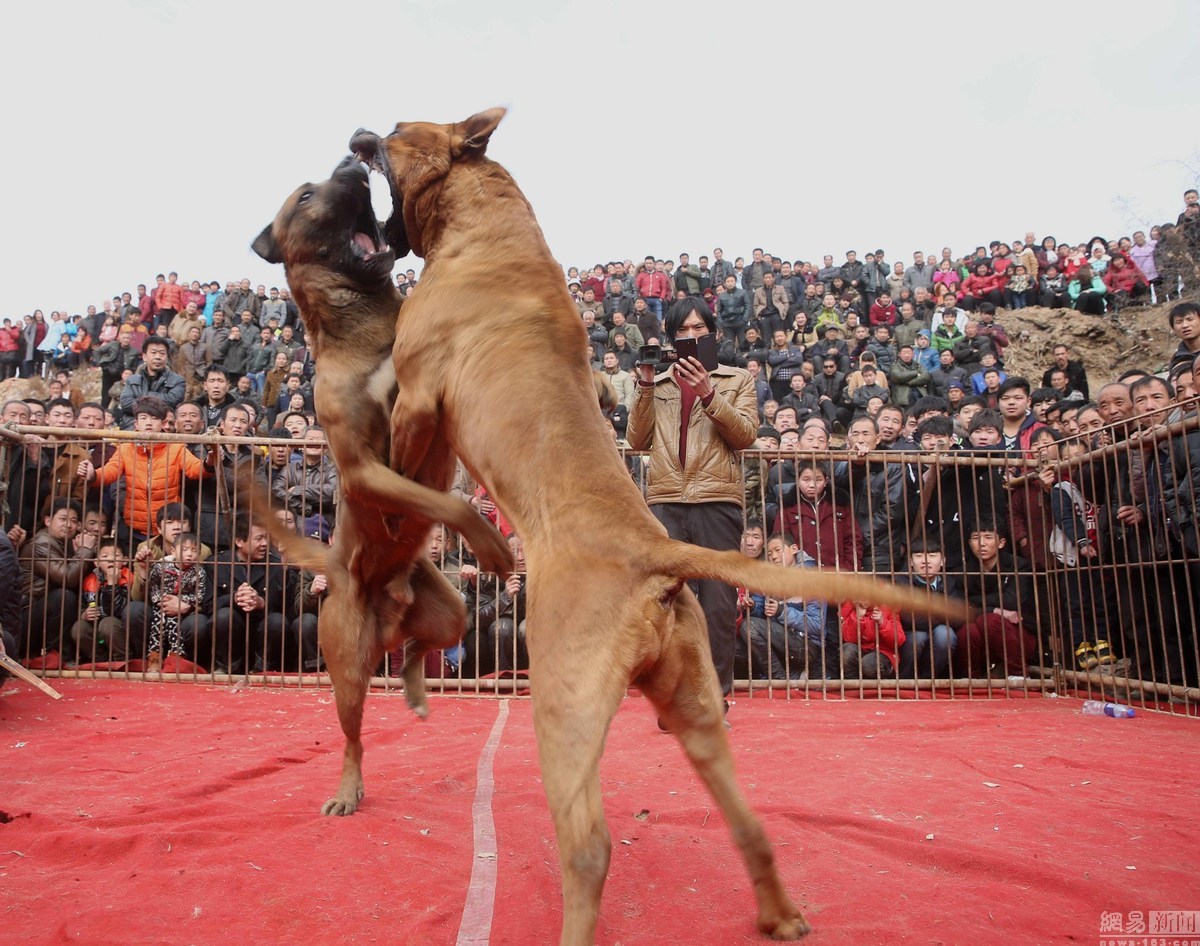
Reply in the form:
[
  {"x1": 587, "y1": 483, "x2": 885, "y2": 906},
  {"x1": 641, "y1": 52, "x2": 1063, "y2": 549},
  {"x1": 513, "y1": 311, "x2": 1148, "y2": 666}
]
[
  {"x1": 238, "y1": 475, "x2": 332, "y2": 572},
  {"x1": 650, "y1": 538, "x2": 972, "y2": 623}
]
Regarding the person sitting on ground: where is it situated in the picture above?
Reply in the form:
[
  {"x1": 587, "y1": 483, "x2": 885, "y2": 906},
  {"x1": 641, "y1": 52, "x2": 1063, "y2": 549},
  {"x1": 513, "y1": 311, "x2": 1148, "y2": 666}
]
[
  {"x1": 742, "y1": 532, "x2": 826, "y2": 681},
  {"x1": 840, "y1": 599, "x2": 905, "y2": 680},
  {"x1": 67, "y1": 538, "x2": 133, "y2": 665},
  {"x1": 145, "y1": 531, "x2": 207, "y2": 673},
  {"x1": 1068, "y1": 264, "x2": 1107, "y2": 315},
  {"x1": 961, "y1": 521, "x2": 1038, "y2": 677},
  {"x1": 1102, "y1": 253, "x2": 1149, "y2": 308},
  {"x1": 894, "y1": 535, "x2": 962, "y2": 679}
]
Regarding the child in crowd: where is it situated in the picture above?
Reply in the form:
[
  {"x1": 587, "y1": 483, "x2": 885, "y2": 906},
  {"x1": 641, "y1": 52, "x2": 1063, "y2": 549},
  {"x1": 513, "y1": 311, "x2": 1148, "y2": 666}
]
[
  {"x1": 895, "y1": 535, "x2": 962, "y2": 679},
  {"x1": 840, "y1": 600, "x2": 905, "y2": 679},
  {"x1": 962, "y1": 522, "x2": 1038, "y2": 677},
  {"x1": 146, "y1": 532, "x2": 207, "y2": 672},
  {"x1": 742, "y1": 533, "x2": 827, "y2": 680},
  {"x1": 69, "y1": 539, "x2": 133, "y2": 664},
  {"x1": 1007, "y1": 264, "x2": 1032, "y2": 309},
  {"x1": 776, "y1": 459, "x2": 862, "y2": 570}
]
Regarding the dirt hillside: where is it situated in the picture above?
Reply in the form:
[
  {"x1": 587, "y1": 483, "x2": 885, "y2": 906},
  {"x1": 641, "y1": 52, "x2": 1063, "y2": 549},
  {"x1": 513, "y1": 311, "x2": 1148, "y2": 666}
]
[{"x1": 999, "y1": 300, "x2": 1184, "y2": 393}]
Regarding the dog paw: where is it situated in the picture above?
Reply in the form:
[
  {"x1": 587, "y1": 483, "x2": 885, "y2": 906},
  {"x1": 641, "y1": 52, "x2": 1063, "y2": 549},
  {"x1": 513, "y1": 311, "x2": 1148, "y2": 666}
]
[
  {"x1": 321, "y1": 796, "x2": 360, "y2": 817},
  {"x1": 759, "y1": 910, "x2": 811, "y2": 940},
  {"x1": 321, "y1": 784, "x2": 364, "y2": 816},
  {"x1": 472, "y1": 532, "x2": 515, "y2": 577}
]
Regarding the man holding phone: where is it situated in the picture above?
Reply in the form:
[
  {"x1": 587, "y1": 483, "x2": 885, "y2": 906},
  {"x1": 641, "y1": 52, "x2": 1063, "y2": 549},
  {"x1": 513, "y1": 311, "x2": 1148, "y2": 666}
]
[{"x1": 627, "y1": 298, "x2": 759, "y2": 719}]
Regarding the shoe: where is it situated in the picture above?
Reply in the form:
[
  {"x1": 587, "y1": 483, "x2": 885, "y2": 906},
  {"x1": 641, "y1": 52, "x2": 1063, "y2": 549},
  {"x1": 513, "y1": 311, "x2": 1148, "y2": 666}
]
[
  {"x1": 1074, "y1": 642, "x2": 1097, "y2": 670},
  {"x1": 1092, "y1": 639, "x2": 1117, "y2": 666},
  {"x1": 145, "y1": 650, "x2": 163, "y2": 676}
]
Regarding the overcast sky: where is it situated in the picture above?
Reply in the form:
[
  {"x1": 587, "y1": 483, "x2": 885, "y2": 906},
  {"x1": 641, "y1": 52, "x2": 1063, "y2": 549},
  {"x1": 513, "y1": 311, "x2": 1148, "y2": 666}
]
[{"x1": 3, "y1": 0, "x2": 1198, "y2": 318}]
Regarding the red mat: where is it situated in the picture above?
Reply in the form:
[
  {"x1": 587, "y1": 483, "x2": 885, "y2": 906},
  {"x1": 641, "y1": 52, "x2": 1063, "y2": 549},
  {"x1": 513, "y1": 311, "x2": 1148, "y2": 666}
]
[{"x1": 2, "y1": 681, "x2": 1196, "y2": 945}]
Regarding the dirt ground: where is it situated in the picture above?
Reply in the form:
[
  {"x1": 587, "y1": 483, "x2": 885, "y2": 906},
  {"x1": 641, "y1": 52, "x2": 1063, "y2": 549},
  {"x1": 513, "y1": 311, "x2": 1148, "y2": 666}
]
[{"x1": 999, "y1": 299, "x2": 1185, "y2": 394}]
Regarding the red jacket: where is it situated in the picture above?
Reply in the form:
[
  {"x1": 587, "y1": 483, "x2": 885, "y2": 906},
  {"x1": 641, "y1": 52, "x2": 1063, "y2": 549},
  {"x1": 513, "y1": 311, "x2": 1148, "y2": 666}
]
[
  {"x1": 635, "y1": 271, "x2": 671, "y2": 301},
  {"x1": 93, "y1": 441, "x2": 210, "y2": 535},
  {"x1": 868, "y1": 301, "x2": 897, "y2": 327},
  {"x1": 962, "y1": 272, "x2": 1003, "y2": 298},
  {"x1": 155, "y1": 281, "x2": 186, "y2": 312},
  {"x1": 1104, "y1": 261, "x2": 1146, "y2": 295},
  {"x1": 776, "y1": 494, "x2": 862, "y2": 570},
  {"x1": 0, "y1": 325, "x2": 20, "y2": 353},
  {"x1": 581, "y1": 275, "x2": 606, "y2": 300},
  {"x1": 839, "y1": 601, "x2": 905, "y2": 668}
]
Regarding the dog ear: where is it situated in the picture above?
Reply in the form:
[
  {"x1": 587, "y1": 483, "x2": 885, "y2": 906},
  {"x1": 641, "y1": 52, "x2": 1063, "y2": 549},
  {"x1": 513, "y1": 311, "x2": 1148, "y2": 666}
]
[
  {"x1": 454, "y1": 107, "x2": 507, "y2": 156},
  {"x1": 252, "y1": 225, "x2": 283, "y2": 264}
]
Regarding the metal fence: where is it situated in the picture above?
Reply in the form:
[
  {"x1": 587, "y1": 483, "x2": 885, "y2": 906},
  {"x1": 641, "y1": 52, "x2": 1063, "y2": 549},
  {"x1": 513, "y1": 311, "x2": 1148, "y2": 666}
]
[{"x1": 2, "y1": 418, "x2": 1197, "y2": 717}]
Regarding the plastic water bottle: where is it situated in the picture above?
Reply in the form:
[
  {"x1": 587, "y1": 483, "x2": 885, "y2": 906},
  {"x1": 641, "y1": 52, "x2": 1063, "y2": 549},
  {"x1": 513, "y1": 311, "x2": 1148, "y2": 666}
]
[{"x1": 1081, "y1": 700, "x2": 1136, "y2": 718}]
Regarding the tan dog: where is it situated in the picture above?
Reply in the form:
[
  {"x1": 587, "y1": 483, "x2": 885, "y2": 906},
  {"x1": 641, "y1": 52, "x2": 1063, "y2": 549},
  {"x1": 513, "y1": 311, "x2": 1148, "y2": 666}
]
[
  {"x1": 251, "y1": 157, "x2": 513, "y2": 815},
  {"x1": 352, "y1": 110, "x2": 966, "y2": 943}
]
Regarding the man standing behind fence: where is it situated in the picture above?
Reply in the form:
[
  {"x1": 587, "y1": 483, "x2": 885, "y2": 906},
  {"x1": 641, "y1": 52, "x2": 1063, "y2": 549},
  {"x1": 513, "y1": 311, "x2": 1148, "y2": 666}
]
[{"x1": 627, "y1": 298, "x2": 758, "y2": 716}]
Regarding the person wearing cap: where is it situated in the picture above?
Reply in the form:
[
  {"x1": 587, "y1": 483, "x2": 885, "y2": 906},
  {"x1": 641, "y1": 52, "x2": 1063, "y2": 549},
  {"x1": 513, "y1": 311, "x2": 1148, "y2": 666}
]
[
  {"x1": 809, "y1": 322, "x2": 849, "y2": 375},
  {"x1": 812, "y1": 293, "x2": 842, "y2": 334},
  {"x1": 93, "y1": 325, "x2": 142, "y2": 411},
  {"x1": 890, "y1": 298, "x2": 922, "y2": 346}
]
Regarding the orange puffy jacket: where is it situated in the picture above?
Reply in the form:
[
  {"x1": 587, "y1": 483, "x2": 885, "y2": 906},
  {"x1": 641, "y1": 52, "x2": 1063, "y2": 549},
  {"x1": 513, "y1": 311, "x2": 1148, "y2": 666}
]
[{"x1": 92, "y1": 442, "x2": 209, "y2": 535}]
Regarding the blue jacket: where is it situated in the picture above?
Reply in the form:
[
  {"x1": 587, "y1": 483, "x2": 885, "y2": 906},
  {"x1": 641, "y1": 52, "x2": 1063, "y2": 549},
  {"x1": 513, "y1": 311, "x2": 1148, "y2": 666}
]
[{"x1": 748, "y1": 554, "x2": 827, "y2": 643}]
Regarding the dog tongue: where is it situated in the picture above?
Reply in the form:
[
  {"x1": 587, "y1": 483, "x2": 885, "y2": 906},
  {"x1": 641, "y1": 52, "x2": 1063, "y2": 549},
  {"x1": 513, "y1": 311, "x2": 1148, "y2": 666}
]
[{"x1": 352, "y1": 232, "x2": 377, "y2": 254}]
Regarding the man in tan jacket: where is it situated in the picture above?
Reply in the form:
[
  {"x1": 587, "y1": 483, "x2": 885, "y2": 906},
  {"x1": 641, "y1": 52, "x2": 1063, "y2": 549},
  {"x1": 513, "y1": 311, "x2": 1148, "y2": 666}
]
[{"x1": 627, "y1": 298, "x2": 758, "y2": 706}]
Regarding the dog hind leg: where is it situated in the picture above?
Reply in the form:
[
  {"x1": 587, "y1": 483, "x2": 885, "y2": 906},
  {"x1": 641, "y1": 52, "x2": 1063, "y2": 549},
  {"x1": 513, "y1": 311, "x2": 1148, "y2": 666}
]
[
  {"x1": 319, "y1": 584, "x2": 383, "y2": 816},
  {"x1": 639, "y1": 591, "x2": 810, "y2": 940},
  {"x1": 528, "y1": 636, "x2": 628, "y2": 945}
]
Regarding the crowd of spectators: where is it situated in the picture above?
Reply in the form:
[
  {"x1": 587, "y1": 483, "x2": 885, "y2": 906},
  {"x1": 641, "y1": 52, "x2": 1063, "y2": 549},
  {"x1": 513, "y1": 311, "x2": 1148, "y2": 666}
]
[{"x1": 2, "y1": 191, "x2": 1200, "y2": 689}]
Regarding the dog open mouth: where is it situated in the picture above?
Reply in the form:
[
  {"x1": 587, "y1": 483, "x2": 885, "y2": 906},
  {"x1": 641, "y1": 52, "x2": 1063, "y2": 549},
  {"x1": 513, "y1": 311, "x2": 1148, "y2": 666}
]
[
  {"x1": 350, "y1": 129, "x2": 410, "y2": 257},
  {"x1": 335, "y1": 158, "x2": 395, "y2": 273}
]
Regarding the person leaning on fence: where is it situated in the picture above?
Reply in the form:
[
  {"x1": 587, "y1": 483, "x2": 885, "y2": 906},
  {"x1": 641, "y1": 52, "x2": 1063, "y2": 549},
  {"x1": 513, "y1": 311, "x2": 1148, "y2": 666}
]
[
  {"x1": 1040, "y1": 432, "x2": 1115, "y2": 671},
  {"x1": 19, "y1": 497, "x2": 96, "y2": 658},
  {"x1": 835, "y1": 416, "x2": 913, "y2": 575},
  {"x1": 287, "y1": 515, "x2": 329, "y2": 673},
  {"x1": 1127, "y1": 374, "x2": 1195, "y2": 686},
  {"x1": 0, "y1": 529, "x2": 26, "y2": 679},
  {"x1": 472, "y1": 533, "x2": 529, "y2": 677},
  {"x1": 125, "y1": 503, "x2": 212, "y2": 656},
  {"x1": 207, "y1": 513, "x2": 289, "y2": 674},
  {"x1": 77, "y1": 395, "x2": 216, "y2": 552}
]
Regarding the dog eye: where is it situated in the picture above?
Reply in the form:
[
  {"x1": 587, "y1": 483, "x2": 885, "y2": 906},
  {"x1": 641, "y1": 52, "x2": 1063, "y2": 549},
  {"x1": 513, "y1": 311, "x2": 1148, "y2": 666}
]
[{"x1": 298, "y1": 190, "x2": 314, "y2": 204}]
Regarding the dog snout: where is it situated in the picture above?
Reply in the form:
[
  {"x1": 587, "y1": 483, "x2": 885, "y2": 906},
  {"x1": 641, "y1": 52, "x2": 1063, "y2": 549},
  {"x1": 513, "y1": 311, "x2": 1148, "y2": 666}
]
[{"x1": 350, "y1": 129, "x2": 380, "y2": 161}]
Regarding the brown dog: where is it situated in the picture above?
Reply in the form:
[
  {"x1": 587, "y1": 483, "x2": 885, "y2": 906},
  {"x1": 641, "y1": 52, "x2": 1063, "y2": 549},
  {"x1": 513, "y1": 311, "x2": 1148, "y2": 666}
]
[
  {"x1": 351, "y1": 110, "x2": 967, "y2": 943},
  {"x1": 251, "y1": 157, "x2": 513, "y2": 815}
]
